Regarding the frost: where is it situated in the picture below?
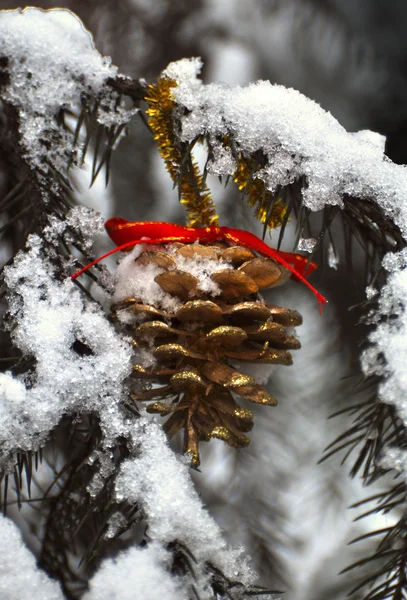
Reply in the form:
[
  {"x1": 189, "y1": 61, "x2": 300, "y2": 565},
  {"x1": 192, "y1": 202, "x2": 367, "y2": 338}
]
[
  {"x1": 84, "y1": 542, "x2": 188, "y2": 600},
  {"x1": 297, "y1": 237, "x2": 317, "y2": 253},
  {"x1": 0, "y1": 517, "x2": 63, "y2": 599},
  {"x1": 164, "y1": 59, "x2": 407, "y2": 241},
  {"x1": 0, "y1": 8, "x2": 136, "y2": 185}
]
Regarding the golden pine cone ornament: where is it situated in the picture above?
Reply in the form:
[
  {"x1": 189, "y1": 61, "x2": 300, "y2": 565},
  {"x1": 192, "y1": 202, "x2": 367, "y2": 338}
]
[{"x1": 111, "y1": 241, "x2": 302, "y2": 467}]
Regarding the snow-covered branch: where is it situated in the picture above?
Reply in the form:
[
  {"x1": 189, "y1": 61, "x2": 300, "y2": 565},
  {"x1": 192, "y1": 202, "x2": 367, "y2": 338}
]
[{"x1": 2, "y1": 7, "x2": 407, "y2": 600}]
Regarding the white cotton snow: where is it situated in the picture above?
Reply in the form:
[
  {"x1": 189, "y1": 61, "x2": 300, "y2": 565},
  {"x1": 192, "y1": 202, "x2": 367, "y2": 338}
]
[
  {"x1": 115, "y1": 420, "x2": 256, "y2": 584},
  {"x1": 0, "y1": 8, "x2": 136, "y2": 179},
  {"x1": 162, "y1": 58, "x2": 407, "y2": 242},
  {"x1": 84, "y1": 542, "x2": 188, "y2": 600},
  {"x1": 0, "y1": 517, "x2": 63, "y2": 600}
]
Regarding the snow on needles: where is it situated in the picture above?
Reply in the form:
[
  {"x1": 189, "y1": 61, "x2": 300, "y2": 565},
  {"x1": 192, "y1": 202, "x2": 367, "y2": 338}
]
[
  {"x1": 164, "y1": 59, "x2": 407, "y2": 238},
  {"x1": 0, "y1": 8, "x2": 136, "y2": 180},
  {"x1": 361, "y1": 248, "x2": 407, "y2": 420},
  {"x1": 361, "y1": 249, "x2": 407, "y2": 476},
  {"x1": 115, "y1": 420, "x2": 255, "y2": 586},
  {"x1": 1, "y1": 233, "x2": 133, "y2": 463}
]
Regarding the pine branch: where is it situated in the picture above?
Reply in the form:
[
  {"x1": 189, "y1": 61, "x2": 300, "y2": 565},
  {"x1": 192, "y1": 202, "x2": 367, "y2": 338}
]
[
  {"x1": 39, "y1": 418, "x2": 140, "y2": 598},
  {"x1": 321, "y1": 379, "x2": 407, "y2": 484},
  {"x1": 0, "y1": 43, "x2": 143, "y2": 288}
]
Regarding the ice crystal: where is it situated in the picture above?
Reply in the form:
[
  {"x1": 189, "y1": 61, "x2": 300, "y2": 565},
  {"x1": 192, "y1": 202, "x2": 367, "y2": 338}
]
[{"x1": 297, "y1": 237, "x2": 317, "y2": 253}]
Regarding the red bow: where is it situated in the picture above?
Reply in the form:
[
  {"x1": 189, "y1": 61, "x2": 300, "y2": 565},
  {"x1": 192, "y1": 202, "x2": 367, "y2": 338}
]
[{"x1": 72, "y1": 218, "x2": 327, "y2": 311}]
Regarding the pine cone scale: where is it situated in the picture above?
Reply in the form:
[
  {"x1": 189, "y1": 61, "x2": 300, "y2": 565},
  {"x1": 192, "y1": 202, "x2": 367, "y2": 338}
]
[{"x1": 114, "y1": 240, "x2": 302, "y2": 466}]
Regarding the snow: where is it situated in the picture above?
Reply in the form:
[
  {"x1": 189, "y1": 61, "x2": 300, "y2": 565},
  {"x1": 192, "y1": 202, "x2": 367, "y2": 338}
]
[
  {"x1": 84, "y1": 542, "x2": 188, "y2": 600},
  {"x1": 365, "y1": 285, "x2": 378, "y2": 300},
  {"x1": 112, "y1": 242, "x2": 233, "y2": 312},
  {"x1": 207, "y1": 139, "x2": 237, "y2": 175},
  {"x1": 115, "y1": 420, "x2": 255, "y2": 585},
  {"x1": 0, "y1": 8, "x2": 136, "y2": 183},
  {"x1": 0, "y1": 517, "x2": 63, "y2": 599},
  {"x1": 361, "y1": 247, "x2": 407, "y2": 422},
  {"x1": 113, "y1": 244, "x2": 182, "y2": 313},
  {"x1": 64, "y1": 207, "x2": 105, "y2": 252},
  {"x1": 1, "y1": 231, "x2": 133, "y2": 464},
  {"x1": 381, "y1": 446, "x2": 407, "y2": 473},
  {"x1": 163, "y1": 58, "x2": 407, "y2": 241}
]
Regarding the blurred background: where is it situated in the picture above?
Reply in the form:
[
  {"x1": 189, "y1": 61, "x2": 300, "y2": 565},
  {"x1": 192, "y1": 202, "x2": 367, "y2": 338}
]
[{"x1": 3, "y1": 1, "x2": 407, "y2": 598}]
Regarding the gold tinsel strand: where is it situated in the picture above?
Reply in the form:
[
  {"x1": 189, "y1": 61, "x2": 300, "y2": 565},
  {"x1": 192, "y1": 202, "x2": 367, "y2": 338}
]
[
  {"x1": 145, "y1": 76, "x2": 218, "y2": 227},
  {"x1": 233, "y1": 156, "x2": 289, "y2": 229}
]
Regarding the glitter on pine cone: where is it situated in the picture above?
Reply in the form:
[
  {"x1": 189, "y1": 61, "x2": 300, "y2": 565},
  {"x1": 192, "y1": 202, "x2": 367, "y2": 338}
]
[{"x1": 111, "y1": 241, "x2": 302, "y2": 467}]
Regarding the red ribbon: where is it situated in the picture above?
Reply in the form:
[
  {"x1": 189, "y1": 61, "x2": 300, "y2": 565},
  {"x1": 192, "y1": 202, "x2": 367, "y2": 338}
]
[{"x1": 72, "y1": 218, "x2": 327, "y2": 311}]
